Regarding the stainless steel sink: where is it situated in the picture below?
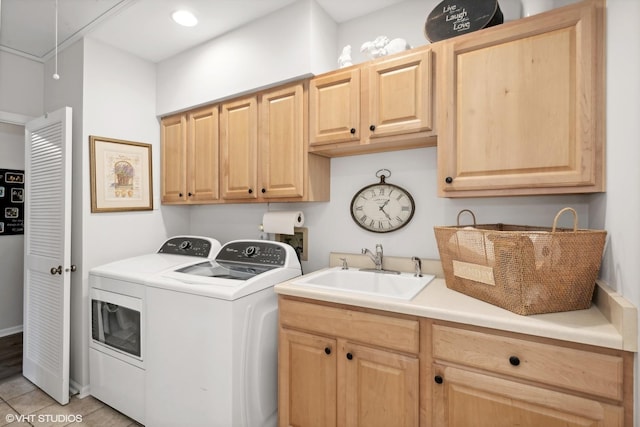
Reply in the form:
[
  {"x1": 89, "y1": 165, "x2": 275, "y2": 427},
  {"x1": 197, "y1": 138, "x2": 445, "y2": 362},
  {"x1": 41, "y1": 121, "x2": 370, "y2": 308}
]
[{"x1": 292, "y1": 267, "x2": 435, "y2": 300}]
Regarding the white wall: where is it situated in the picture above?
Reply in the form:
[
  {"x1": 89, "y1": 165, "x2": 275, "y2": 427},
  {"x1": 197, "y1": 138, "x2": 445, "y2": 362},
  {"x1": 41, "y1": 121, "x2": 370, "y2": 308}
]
[
  {"x1": 0, "y1": 50, "x2": 43, "y2": 336},
  {"x1": 156, "y1": 0, "x2": 336, "y2": 115},
  {"x1": 0, "y1": 122, "x2": 25, "y2": 335},
  {"x1": 0, "y1": 52, "x2": 43, "y2": 117},
  {"x1": 74, "y1": 38, "x2": 190, "y2": 390}
]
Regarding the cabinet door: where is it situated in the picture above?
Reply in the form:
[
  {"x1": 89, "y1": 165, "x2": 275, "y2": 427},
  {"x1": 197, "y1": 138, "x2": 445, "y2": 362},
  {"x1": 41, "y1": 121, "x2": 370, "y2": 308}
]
[
  {"x1": 187, "y1": 105, "x2": 219, "y2": 202},
  {"x1": 309, "y1": 68, "x2": 360, "y2": 145},
  {"x1": 220, "y1": 96, "x2": 258, "y2": 199},
  {"x1": 438, "y1": 2, "x2": 604, "y2": 197},
  {"x1": 432, "y1": 365, "x2": 623, "y2": 427},
  {"x1": 160, "y1": 113, "x2": 187, "y2": 203},
  {"x1": 279, "y1": 328, "x2": 337, "y2": 427},
  {"x1": 364, "y1": 48, "x2": 433, "y2": 140},
  {"x1": 341, "y1": 342, "x2": 419, "y2": 427},
  {"x1": 260, "y1": 83, "x2": 304, "y2": 199}
]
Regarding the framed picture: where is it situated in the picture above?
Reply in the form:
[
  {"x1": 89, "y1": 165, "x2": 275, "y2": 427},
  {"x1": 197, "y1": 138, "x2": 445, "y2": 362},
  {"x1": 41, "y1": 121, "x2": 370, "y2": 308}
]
[{"x1": 89, "y1": 136, "x2": 153, "y2": 213}]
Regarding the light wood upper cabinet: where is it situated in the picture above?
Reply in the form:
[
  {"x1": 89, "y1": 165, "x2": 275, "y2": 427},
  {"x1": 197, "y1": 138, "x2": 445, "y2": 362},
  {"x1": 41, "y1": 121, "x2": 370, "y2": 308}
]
[
  {"x1": 309, "y1": 47, "x2": 436, "y2": 156},
  {"x1": 437, "y1": 0, "x2": 605, "y2": 197},
  {"x1": 161, "y1": 105, "x2": 219, "y2": 204},
  {"x1": 259, "y1": 84, "x2": 305, "y2": 199},
  {"x1": 309, "y1": 68, "x2": 361, "y2": 146},
  {"x1": 220, "y1": 96, "x2": 258, "y2": 200},
  {"x1": 220, "y1": 81, "x2": 329, "y2": 203}
]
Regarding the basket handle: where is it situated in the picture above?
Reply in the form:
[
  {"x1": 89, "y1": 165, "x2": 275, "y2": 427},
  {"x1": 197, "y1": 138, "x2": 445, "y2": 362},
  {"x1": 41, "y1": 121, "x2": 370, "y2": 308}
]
[
  {"x1": 456, "y1": 209, "x2": 477, "y2": 227},
  {"x1": 552, "y1": 207, "x2": 578, "y2": 232}
]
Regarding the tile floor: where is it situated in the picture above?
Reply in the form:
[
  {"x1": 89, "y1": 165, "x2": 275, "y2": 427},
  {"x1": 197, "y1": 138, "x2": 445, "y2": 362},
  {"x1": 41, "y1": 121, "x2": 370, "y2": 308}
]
[{"x1": 0, "y1": 375, "x2": 140, "y2": 427}]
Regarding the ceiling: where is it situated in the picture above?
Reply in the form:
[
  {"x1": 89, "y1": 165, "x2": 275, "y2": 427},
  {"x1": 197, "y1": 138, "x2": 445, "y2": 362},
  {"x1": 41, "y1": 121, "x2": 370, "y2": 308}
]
[{"x1": 0, "y1": 0, "x2": 407, "y2": 63}]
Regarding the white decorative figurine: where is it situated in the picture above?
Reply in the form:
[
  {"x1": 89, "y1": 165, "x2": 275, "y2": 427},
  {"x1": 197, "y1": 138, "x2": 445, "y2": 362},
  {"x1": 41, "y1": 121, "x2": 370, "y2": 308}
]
[
  {"x1": 338, "y1": 45, "x2": 353, "y2": 68},
  {"x1": 360, "y1": 35, "x2": 411, "y2": 59}
]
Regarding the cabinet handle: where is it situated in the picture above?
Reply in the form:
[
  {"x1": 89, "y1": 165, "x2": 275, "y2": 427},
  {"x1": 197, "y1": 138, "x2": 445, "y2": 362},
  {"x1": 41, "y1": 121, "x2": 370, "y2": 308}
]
[
  {"x1": 188, "y1": 192, "x2": 193, "y2": 197},
  {"x1": 509, "y1": 356, "x2": 520, "y2": 366},
  {"x1": 369, "y1": 124, "x2": 376, "y2": 132},
  {"x1": 179, "y1": 192, "x2": 183, "y2": 197},
  {"x1": 248, "y1": 189, "x2": 253, "y2": 194},
  {"x1": 434, "y1": 375, "x2": 443, "y2": 384},
  {"x1": 261, "y1": 188, "x2": 266, "y2": 194},
  {"x1": 346, "y1": 352, "x2": 353, "y2": 360},
  {"x1": 50, "y1": 266, "x2": 62, "y2": 275},
  {"x1": 324, "y1": 347, "x2": 331, "y2": 355},
  {"x1": 350, "y1": 128, "x2": 356, "y2": 134},
  {"x1": 445, "y1": 177, "x2": 453, "y2": 184}
]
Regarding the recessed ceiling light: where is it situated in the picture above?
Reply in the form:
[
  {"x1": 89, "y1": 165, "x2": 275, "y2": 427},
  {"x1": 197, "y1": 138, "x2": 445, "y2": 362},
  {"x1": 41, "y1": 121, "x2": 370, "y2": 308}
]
[{"x1": 171, "y1": 10, "x2": 198, "y2": 27}]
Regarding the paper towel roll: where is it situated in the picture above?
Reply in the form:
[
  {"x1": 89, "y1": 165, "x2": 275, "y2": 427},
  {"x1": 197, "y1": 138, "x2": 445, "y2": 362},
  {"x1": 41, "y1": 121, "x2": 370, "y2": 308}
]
[{"x1": 262, "y1": 211, "x2": 304, "y2": 235}]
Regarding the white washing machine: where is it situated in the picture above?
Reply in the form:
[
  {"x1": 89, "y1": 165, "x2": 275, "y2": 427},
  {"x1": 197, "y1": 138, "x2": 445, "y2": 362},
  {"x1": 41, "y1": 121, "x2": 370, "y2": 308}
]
[
  {"x1": 143, "y1": 240, "x2": 301, "y2": 427},
  {"x1": 88, "y1": 236, "x2": 222, "y2": 425}
]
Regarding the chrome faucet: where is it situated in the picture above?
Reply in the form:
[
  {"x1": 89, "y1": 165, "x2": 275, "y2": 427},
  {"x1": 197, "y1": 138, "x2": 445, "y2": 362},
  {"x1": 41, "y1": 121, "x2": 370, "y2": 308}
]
[
  {"x1": 412, "y1": 256, "x2": 422, "y2": 277},
  {"x1": 362, "y1": 244, "x2": 383, "y2": 270}
]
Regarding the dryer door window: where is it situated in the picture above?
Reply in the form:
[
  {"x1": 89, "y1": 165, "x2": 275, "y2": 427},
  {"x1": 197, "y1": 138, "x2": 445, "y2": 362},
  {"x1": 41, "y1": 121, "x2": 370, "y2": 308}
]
[{"x1": 91, "y1": 288, "x2": 142, "y2": 359}]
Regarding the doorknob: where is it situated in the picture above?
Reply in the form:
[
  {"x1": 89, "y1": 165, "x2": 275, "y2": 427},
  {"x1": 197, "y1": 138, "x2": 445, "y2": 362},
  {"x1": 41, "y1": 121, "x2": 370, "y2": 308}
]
[
  {"x1": 65, "y1": 265, "x2": 77, "y2": 273},
  {"x1": 50, "y1": 266, "x2": 62, "y2": 275}
]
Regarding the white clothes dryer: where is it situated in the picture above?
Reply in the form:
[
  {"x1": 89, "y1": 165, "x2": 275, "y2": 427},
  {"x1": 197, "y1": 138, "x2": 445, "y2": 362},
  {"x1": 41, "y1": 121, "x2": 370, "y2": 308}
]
[
  {"x1": 143, "y1": 240, "x2": 302, "y2": 427},
  {"x1": 88, "y1": 236, "x2": 221, "y2": 424}
]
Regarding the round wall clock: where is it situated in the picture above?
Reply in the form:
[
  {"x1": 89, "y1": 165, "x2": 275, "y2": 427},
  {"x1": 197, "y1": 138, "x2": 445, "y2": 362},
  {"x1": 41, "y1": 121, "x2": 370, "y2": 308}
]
[{"x1": 350, "y1": 169, "x2": 415, "y2": 233}]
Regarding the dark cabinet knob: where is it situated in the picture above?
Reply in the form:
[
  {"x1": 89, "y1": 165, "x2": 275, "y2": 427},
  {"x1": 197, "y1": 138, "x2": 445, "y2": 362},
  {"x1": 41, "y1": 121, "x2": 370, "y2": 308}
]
[
  {"x1": 248, "y1": 189, "x2": 253, "y2": 194},
  {"x1": 261, "y1": 188, "x2": 266, "y2": 194},
  {"x1": 434, "y1": 375, "x2": 443, "y2": 384},
  {"x1": 346, "y1": 352, "x2": 353, "y2": 360},
  {"x1": 509, "y1": 356, "x2": 520, "y2": 366},
  {"x1": 350, "y1": 128, "x2": 356, "y2": 134},
  {"x1": 445, "y1": 177, "x2": 453, "y2": 184},
  {"x1": 369, "y1": 125, "x2": 376, "y2": 131},
  {"x1": 188, "y1": 192, "x2": 193, "y2": 197},
  {"x1": 179, "y1": 193, "x2": 183, "y2": 197},
  {"x1": 324, "y1": 347, "x2": 331, "y2": 355}
]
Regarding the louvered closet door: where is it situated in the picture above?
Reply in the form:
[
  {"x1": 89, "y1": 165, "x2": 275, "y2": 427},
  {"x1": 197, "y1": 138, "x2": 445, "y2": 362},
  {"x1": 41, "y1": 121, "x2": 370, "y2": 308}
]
[{"x1": 23, "y1": 107, "x2": 72, "y2": 405}]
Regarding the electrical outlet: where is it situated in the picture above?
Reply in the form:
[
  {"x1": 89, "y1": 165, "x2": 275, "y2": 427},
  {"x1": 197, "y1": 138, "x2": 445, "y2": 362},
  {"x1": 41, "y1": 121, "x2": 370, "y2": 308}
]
[{"x1": 275, "y1": 227, "x2": 308, "y2": 261}]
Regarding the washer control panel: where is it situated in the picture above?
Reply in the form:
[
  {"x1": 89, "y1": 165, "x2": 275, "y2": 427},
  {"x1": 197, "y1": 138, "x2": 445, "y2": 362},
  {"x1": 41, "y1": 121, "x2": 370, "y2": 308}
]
[
  {"x1": 216, "y1": 241, "x2": 287, "y2": 267},
  {"x1": 158, "y1": 236, "x2": 219, "y2": 258}
]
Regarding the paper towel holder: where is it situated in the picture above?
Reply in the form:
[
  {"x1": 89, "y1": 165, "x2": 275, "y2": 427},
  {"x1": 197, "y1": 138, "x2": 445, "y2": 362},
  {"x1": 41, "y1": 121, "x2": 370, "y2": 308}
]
[{"x1": 274, "y1": 227, "x2": 308, "y2": 261}]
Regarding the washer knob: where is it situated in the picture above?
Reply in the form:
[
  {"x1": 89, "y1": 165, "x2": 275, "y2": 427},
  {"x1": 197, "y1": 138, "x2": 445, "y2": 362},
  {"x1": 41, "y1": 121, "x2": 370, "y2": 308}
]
[
  {"x1": 244, "y1": 246, "x2": 259, "y2": 257},
  {"x1": 179, "y1": 240, "x2": 192, "y2": 250}
]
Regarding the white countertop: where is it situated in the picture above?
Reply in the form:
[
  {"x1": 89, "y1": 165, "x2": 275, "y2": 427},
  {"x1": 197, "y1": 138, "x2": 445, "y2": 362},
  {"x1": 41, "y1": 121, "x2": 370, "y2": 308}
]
[{"x1": 275, "y1": 255, "x2": 638, "y2": 352}]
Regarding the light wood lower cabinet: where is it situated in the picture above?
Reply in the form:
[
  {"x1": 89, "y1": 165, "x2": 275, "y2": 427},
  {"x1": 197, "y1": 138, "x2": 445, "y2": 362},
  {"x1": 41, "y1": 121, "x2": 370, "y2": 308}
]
[
  {"x1": 278, "y1": 298, "x2": 635, "y2": 427},
  {"x1": 278, "y1": 297, "x2": 420, "y2": 427},
  {"x1": 425, "y1": 320, "x2": 633, "y2": 427},
  {"x1": 432, "y1": 365, "x2": 624, "y2": 427}
]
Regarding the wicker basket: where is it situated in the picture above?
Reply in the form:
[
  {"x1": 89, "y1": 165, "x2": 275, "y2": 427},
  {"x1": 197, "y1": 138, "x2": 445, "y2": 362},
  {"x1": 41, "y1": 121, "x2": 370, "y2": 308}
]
[{"x1": 433, "y1": 208, "x2": 607, "y2": 315}]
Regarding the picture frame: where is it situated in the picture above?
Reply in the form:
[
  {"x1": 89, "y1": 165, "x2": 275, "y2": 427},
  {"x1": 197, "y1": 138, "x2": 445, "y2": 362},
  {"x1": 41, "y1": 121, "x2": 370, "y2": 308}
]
[{"x1": 89, "y1": 136, "x2": 153, "y2": 213}]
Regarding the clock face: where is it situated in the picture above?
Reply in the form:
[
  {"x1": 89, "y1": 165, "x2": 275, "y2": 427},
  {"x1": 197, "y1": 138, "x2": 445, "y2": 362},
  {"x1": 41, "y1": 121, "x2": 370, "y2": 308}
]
[{"x1": 350, "y1": 183, "x2": 415, "y2": 233}]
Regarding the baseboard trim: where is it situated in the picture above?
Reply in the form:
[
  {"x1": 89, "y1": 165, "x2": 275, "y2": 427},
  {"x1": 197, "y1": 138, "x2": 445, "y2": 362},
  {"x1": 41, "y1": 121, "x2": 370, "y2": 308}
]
[
  {"x1": 0, "y1": 325, "x2": 23, "y2": 338},
  {"x1": 70, "y1": 379, "x2": 90, "y2": 399}
]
